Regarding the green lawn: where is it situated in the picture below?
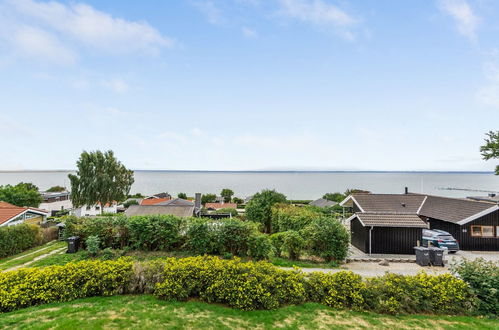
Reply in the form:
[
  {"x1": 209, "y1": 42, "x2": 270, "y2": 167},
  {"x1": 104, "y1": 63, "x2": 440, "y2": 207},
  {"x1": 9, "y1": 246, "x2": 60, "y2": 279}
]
[
  {"x1": 0, "y1": 295, "x2": 496, "y2": 329},
  {"x1": 0, "y1": 241, "x2": 66, "y2": 271},
  {"x1": 26, "y1": 244, "x2": 338, "y2": 269}
]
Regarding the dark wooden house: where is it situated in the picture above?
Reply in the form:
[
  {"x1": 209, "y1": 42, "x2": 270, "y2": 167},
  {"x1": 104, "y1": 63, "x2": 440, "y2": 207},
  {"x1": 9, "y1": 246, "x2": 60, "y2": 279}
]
[{"x1": 341, "y1": 192, "x2": 499, "y2": 254}]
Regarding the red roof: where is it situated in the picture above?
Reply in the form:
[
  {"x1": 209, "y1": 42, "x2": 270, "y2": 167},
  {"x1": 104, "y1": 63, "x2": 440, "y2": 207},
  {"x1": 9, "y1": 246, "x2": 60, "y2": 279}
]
[
  {"x1": 0, "y1": 201, "x2": 49, "y2": 225},
  {"x1": 205, "y1": 203, "x2": 237, "y2": 210},
  {"x1": 140, "y1": 197, "x2": 171, "y2": 206}
]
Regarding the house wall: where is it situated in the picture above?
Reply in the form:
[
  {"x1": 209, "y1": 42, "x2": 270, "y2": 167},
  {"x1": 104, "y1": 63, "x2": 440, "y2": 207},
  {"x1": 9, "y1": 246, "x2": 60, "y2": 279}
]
[
  {"x1": 39, "y1": 200, "x2": 73, "y2": 215},
  {"x1": 350, "y1": 217, "x2": 368, "y2": 252},
  {"x1": 428, "y1": 209, "x2": 499, "y2": 251},
  {"x1": 370, "y1": 227, "x2": 422, "y2": 254},
  {"x1": 73, "y1": 204, "x2": 117, "y2": 217}
]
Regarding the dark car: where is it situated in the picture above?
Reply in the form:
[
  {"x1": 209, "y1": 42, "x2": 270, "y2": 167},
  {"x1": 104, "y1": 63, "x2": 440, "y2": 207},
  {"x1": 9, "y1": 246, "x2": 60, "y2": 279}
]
[{"x1": 422, "y1": 229, "x2": 459, "y2": 253}]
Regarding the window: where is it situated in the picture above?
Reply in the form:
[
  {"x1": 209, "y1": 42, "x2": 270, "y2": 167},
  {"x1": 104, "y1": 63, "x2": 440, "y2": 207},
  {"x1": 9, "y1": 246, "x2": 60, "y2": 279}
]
[
  {"x1": 471, "y1": 226, "x2": 482, "y2": 237},
  {"x1": 86, "y1": 206, "x2": 91, "y2": 210},
  {"x1": 471, "y1": 225, "x2": 495, "y2": 238}
]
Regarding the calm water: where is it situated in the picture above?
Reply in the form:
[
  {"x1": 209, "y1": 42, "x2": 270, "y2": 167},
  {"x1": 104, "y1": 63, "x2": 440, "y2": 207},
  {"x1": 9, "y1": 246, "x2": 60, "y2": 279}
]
[{"x1": 0, "y1": 171, "x2": 498, "y2": 200}]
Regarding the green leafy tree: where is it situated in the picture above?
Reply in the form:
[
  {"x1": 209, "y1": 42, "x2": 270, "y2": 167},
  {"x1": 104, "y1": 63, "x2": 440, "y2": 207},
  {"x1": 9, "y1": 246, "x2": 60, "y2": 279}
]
[
  {"x1": 177, "y1": 192, "x2": 188, "y2": 199},
  {"x1": 46, "y1": 185, "x2": 66, "y2": 192},
  {"x1": 246, "y1": 189, "x2": 287, "y2": 233},
  {"x1": 233, "y1": 197, "x2": 244, "y2": 204},
  {"x1": 0, "y1": 182, "x2": 43, "y2": 207},
  {"x1": 480, "y1": 130, "x2": 499, "y2": 175},
  {"x1": 220, "y1": 188, "x2": 234, "y2": 203},
  {"x1": 344, "y1": 188, "x2": 371, "y2": 196},
  {"x1": 68, "y1": 150, "x2": 134, "y2": 213},
  {"x1": 201, "y1": 193, "x2": 217, "y2": 205},
  {"x1": 322, "y1": 192, "x2": 346, "y2": 203},
  {"x1": 303, "y1": 217, "x2": 350, "y2": 262}
]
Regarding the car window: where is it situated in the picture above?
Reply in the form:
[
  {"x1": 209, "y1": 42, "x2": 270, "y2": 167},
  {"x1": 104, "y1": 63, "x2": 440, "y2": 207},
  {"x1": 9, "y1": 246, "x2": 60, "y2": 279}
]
[{"x1": 437, "y1": 235, "x2": 454, "y2": 240}]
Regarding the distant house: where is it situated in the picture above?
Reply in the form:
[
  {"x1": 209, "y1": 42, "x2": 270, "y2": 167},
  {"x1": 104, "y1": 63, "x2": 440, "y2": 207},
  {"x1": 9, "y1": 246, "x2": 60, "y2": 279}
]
[
  {"x1": 341, "y1": 190, "x2": 499, "y2": 254},
  {"x1": 72, "y1": 202, "x2": 118, "y2": 217},
  {"x1": 205, "y1": 202, "x2": 238, "y2": 210},
  {"x1": 0, "y1": 201, "x2": 49, "y2": 227},
  {"x1": 143, "y1": 192, "x2": 172, "y2": 200},
  {"x1": 140, "y1": 197, "x2": 171, "y2": 206},
  {"x1": 310, "y1": 198, "x2": 337, "y2": 208},
  {"x1": 126, "y1": 198, "x2": 196, "y2": 218},
  {"x1": 467, "y1": 193, "x2": 499, "y2": 203},
  {"x1": 39, "y1": 191, "x2": 72, "y2": 216}
]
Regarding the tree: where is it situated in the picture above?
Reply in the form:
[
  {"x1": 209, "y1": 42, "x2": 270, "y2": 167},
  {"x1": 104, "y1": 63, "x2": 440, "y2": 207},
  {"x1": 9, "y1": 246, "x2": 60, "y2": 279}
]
[
  {"x1": 245, "y1": 189, "x2": 287, "y2": 233},
  {"x1": 0, "y1": 182, "x2": 43, "y2": 207},
  {"x1": 233, "y1": 197, "x2": 244, "y2": 204},
  {"x1": 46, "y1": 185, "x2": 66, "y2": 192},
  {"x1": 344, "y1": 188, "x2": 371, "y2": 196},
  {"x1": 68, "y1": 150, "x2": 134, "y2": 213},
  {"x1": 322, "y1": 192, "x2": 346, "y2": 203},
  {"x1": 480, "y1": 130, "x2": 499, "y2": 175},
  {"x1": 220, "y1": 188, "x2": 234, "y2": 203},
  {"x1": 178, "y1": 192, "x2": 188, "y2": 199},
  {"x1": 201, "y1": 193, "x2": 217, "y2": 205}
]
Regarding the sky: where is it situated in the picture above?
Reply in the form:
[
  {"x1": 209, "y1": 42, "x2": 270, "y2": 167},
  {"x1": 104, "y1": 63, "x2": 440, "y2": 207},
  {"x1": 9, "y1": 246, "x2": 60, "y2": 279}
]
[{"x1": 0, "y1": 0, "x2": 498, "y2": 171}]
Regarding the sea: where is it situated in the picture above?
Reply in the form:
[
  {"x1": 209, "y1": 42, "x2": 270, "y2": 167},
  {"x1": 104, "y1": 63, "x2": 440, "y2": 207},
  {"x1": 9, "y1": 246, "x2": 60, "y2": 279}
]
[{"x1": 0, "y1": 171, "x2": 498, "y2": 200}]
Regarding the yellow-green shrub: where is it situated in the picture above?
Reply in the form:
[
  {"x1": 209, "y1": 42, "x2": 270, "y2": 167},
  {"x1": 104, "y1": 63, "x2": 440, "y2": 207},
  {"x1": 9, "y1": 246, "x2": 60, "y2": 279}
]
[
  {"x1": 364, "y1": 272, "x2": 475, "y2": 315},
  {"x1": 0, "y1": 259, "x2": 133, "y2": 312},
  {"x1": 154, "y1": 256, "x2": 307, "y2": 310},
  {"x1": 306, "y1": 271, "x2": 366, "y2": 309}
]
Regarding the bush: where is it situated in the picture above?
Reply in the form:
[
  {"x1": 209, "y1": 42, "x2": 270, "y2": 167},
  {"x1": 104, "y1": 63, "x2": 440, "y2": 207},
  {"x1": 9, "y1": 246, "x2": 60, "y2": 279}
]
[
  {"x1": 270, "y1": 231, "x2": 305, "y2": 260},
  {"x1": 154, "y1": 256, "x2": 307, "y2": 310},
  {"x1": 451, "y1": 258, "x2": 498, "y2": 315},
  {"x1": 86, "y1": 235, "x2": 101, "y2": 256},
  {"x1": 248, "y1": 233, "x2": 274, "y2": 260},
  {"x1": 303, "y1": 217, "x2": 349, "y2": 262},
  {"x1": 126, "y1": 215, "x2": 185, "y2": 251},
  {"x1": 0, "y1": 224, "x2": 42, "y2": 258},
  {"x1": 272, "y1": 204, "x2": 320, "y2": 232},
  {"x1": 218, "y1": 219, "x2": 258, "y2": 256},
  {"x1": 0, "y1": 259, "x2": 133, "y2": 312},
  {"x1": 363, "y1": 272, "x2": 475, "y2": 315},
  {"x1": 246, "y1": 189, "x2": 287, "y2": 233},
  {"x1": 184, "y1": 218, "x2": 221, "y2": 255},
  {"x1": 307, "y1": 271, "x2": 366, "y2": 309}
]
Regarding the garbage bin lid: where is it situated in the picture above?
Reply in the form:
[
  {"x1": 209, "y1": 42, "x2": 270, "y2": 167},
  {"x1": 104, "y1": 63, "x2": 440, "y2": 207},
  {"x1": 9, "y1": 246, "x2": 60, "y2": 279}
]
[{"x1": 413, "y1": 246, "x2": 428, "y2": 250}]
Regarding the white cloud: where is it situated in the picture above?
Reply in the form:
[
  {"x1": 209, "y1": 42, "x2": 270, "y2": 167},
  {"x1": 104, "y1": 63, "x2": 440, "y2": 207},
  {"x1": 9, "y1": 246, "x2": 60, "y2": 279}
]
[
  {"x1": 438, "y1": 0, "x2": 479, "y2": 40},
  {"x1": 277, "y1": 0, "x2": 358, "y2": 39},
  {"x1": 158, "y1": 131, "x2": 187, "y2": 143},
  {"x1": 101, "y1": 78, "x2": 130, "y2": 94},
  {"x1": 0, "y1": 0, "x2": 173, "y2": 63},
  {"x1": 9, "y1": 25, "x2": 76, "y2": 65},
  {"x1": 190, "y1": 128, "x2": 203, "y2": 136},
  {"x1": 191, "y1": 1, "x2": 222, "y2": 25},
  {"x1": 242, "y1": 27, "x2": 258, "y2": 38}
]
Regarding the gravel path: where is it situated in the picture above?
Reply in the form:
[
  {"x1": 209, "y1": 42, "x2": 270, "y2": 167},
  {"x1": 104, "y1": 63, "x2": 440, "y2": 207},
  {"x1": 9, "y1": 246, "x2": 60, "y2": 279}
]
[{"x1": 5, "y1": 247, "x2": 66, "y2": 272}]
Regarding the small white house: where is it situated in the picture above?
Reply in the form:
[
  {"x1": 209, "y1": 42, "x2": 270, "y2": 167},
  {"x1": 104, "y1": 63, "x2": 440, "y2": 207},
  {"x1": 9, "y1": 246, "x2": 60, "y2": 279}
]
[
  {"x1": 72, "y1": 202, "x2": 118, "y2": 217},
  {"x1": 39, "y1": 191, "x2": 73, "y2": 216}
]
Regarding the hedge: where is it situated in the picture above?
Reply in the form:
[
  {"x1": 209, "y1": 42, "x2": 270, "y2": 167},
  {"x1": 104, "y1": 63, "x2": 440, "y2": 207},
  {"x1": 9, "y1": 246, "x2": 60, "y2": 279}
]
[
  {"x1": 0, "y1": 259, "x2": 132, "y2": 312},
  {"x1": 0, "y1": 224, "x2": 42, "y2": 258},
  {"x1": 0, "y1": 256, "x2": 479, "y2": 315}
]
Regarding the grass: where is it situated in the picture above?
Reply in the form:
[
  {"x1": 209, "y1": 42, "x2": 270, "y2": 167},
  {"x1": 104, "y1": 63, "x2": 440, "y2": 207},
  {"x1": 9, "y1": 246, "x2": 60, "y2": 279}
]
[
  {"x1": 25, "y1": 245, "x2": 339, "y2": 269},
  {"x1": 0, "y1": 295, "x2": 497, "y2": 329},
  {"x1": 0, "y1": 241, "x2": 66, "y2": 271}
]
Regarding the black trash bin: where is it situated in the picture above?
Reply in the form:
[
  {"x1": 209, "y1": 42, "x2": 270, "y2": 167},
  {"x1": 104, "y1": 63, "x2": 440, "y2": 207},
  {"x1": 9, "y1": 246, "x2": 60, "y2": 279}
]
[
  {"x1": 414, "y1": 246, "x2": 430, "y2": 266},
  {"x1": 429, "y1": 247, "x2": 445, "y2": 266},
  {"x1": 67, "y1": 236, "x2": 80, "y2": 254}
]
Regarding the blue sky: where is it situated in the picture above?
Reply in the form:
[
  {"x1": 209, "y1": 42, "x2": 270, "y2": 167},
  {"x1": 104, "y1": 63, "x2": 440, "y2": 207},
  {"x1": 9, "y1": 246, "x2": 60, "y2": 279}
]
[{"x1": 0, "y1": 0, "x2": 498, "y2": 171}]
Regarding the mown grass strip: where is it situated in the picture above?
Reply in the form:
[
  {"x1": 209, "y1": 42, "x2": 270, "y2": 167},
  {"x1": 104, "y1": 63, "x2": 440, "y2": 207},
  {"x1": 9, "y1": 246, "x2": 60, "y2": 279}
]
[
  {"x1": 0, "y1": 241, "x2": 66, "y2": 271},
  {"x1": 0, "y1": 295, "x2": 497, "y2": 330}
]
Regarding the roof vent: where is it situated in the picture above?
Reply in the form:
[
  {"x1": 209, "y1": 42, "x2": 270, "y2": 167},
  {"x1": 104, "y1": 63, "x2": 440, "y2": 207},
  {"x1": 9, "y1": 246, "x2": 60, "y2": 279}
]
[{"x1": 401, "y1": 203, "x2": 406, "y2": 207}]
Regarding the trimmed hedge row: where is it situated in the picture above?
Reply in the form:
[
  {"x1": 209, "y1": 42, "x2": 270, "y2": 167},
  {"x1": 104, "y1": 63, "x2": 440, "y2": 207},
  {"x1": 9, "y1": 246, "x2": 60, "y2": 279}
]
[
  {"x1": 0, "y1": 256, "x2": 477, "y2": 315},
  {"x1": 0, "y1": 224, "x2": 42, "y2": 258}
]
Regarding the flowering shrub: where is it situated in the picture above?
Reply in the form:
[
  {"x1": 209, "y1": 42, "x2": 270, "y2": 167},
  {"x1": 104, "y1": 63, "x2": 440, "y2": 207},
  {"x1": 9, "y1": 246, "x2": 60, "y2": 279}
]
[
  {"x1": 154, "y1": 256, "x2": 307, "y2": 310},
  {"x1": 0, "y1": 259, "x2": 133, "y2": 312},
  {"x1": 306, "y1": 271, "x2": 366, "y2": 309},
  {"x1": 363, "y1": 272, "x2": 475, "y2": 315},
  {"x1": 0, "y1": 224, "x2": 42, "y2": 258}
]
